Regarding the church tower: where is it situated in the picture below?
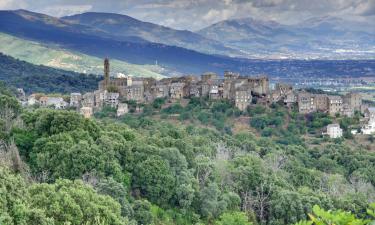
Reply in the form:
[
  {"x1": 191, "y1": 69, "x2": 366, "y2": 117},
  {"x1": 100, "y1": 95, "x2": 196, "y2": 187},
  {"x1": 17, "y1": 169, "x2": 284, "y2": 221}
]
[{"x1": 104, "y1": 58, "x2": 110, "y2": 90}]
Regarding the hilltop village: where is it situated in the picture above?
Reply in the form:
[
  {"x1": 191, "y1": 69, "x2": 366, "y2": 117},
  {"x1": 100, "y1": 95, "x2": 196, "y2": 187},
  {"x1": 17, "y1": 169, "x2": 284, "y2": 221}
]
[{"x1": 19, "y1": 59, "x2": 375, "y2": 138}]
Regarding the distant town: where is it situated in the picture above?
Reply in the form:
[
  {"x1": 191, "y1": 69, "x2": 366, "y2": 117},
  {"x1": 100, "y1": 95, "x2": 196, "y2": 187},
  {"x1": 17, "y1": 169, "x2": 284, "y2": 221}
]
[{"x1": 16, "y1": 58, "x2": 375, "y2": 139}]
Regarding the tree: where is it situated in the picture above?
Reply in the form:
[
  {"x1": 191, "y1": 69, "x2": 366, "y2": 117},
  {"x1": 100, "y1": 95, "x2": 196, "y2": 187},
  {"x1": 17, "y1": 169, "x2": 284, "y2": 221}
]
[
  {"x1": 295, "y1": 204, "x2": 375, "y2": 225},
  {"x1": 215, "y1": 212, "x2": 253, "y2": 225},
  {"x1": 0, "y1": 166, "x2": 52, "y2": 225},
  {"x1": 132, "y1": 156, "x2": 175, "y2": 205},
  {"x1": 199, "y1": 183, "x2": 227, "y2": 219},
  {"x1": 29, "y1": 179, "x2": 127, "y2": 225},
  {"x1": 132, "y1": 200, "x2": 153, "y2": 225}
]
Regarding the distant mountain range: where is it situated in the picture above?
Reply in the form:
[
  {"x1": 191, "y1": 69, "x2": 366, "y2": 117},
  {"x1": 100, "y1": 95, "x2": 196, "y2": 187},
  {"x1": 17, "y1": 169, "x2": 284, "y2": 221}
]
[
  {"x1": 0, "y1": 9, "x2": 374, "y2": 79},
  {"x1": 198, "y1": 16, "x2": 375, "y2": 59},
  {"x1": 0, "y1": 9, "x2": 254, "y2": 75},
  {"x1": 62, "y1": 12, "x2": 242, "y2": 57}
]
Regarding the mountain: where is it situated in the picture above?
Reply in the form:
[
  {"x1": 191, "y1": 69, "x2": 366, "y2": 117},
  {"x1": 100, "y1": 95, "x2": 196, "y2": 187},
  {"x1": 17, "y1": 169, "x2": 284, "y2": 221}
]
[
  {"x1": 198, "y1": 16, "x2": 375, "y2": 59},
  {"x1": 0, "y1": 32, "x2": 165, "y2": 79},
  {"x1": 0, "y1": 52, "x2": 100, "y2": 94},
  {"x1": 0, "y1": 9, "x2": 252, "y2": 75},
  {"x1": 62, "y1": 12, "x2": 242, "y2": 57}
]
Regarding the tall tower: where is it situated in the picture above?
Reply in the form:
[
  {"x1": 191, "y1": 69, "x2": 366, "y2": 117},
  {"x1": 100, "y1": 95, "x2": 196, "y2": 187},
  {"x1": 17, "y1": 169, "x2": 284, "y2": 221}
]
[{"x1": 104, "y1": 58, "x2": 110, "y2": 90}]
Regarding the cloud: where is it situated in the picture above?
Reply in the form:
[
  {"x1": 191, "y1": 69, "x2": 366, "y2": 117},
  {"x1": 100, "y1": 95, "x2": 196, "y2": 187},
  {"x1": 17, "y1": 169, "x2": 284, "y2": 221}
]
[
  {"x1": 0, "y1": 0, "x2": 27, "y2": 9},
  {"x1": 353, "y1": 0, "x2": 375, "y2": 15},
  {"x1": 0, "y1": 0, "x2": 373, "y2": 30},
  {"x1": 39, "y1": 4, "x2": 93, "y2": 17}
]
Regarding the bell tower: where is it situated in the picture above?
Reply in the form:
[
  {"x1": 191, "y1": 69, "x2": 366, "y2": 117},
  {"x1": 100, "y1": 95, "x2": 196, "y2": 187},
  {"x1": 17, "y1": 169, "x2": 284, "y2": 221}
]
[{"x1": 104, "y1": 58, "x2": 110, "y2": 90}]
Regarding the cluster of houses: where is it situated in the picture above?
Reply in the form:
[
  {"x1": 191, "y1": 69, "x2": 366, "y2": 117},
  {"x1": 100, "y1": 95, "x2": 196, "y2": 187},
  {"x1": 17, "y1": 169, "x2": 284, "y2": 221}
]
[{"x1": 19, "y1": 59, "x2": 375, "y2": 138}]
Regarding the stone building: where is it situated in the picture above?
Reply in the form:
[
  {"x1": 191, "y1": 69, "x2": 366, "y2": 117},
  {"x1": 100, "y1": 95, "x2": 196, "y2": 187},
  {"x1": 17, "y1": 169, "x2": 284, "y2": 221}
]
[
  {"x1": 39, "y1": 96, "x2": 68, "y2": 109},
  {"x1": 364, "y1": 107, "x2": 375, "y2": 122},
  {"x1": 70, "y1": 93, "x2": 82, "y2": 108},
  {"x1": 223, "y1": 71, "x2": 239, "y2": 99},
  {"x1": 169, "y1": 82, "x2": 185, "y2": 99},
  {"x1": 151, "y1": 84, "x2": 169, "y2": 99},
  {"x1": 342, "y1": 103, "x2": 354, "y2": 117},
  {"x1": 326, "y1": 124, "x2": 343, "y2": 138},
  {"x1": 246, "y1": 76, "x2": 270, "y2": 96},
  {"x1": 314, "y1": 94, "x2": 328, "y2": 111},
  {"x1": 117, "y1": 103, "x2": 129, "y2": 117},
  {"x1": 189, "y1": 84, "x2": 201, "y2": 97},
  {"x1": 235, "y1": 86, "x2": 252, "y2": 111},
  {"x1": 124, "y1": 85, "x2": 144, "y2": 103},
  {"x1": 298, "y1": 92, "x2": 316, "y2": 114},
  {"x1": 105, "y1": 92, "x2": 120, "y2": 108},
  {"x1": 80, "y1": 107, "x2": 93, "y2": 119},
  {"x1": 82, "y1": 92, "x2": 95, "y2": 108},
  {"x1": 328, "y1": 96, "x2": 343, "y2": 116},
  {"x1": 284, "y1": 91, "x2": 297, "y2": 106},
  {"x1": 343, "y1": 92, "x2": 362, "y2": 111}
]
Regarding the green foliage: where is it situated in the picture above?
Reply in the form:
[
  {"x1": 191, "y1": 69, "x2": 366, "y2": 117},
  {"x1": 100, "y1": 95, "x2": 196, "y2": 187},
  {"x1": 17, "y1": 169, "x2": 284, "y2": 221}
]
[
  {"x1": 0, "y1": 53, "x2": 100, "y2": 94},
  {"x1": 295, "y1": 205, "x2": 375, "y2": 225},
  {"x1": 29, "y1": 179, "x2": 127, "y2": 225},
  {"x1": 132, "y1": 200, "x2": 153, "y2": 225},
  {"x1": 132, "y1": 156, "x2": 175, "y2": 205},
  {"x1": 215, "y1": 212, "x2": 253, "y2": 225},
  {"x1": 4, "y1": 101, "x2": 375, "y2": 225}
]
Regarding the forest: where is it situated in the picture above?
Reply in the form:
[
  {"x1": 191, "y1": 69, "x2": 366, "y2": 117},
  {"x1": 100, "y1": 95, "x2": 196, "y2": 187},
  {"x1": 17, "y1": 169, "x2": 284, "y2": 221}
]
[
  {"x1": 1, "y1": 81, "x2": 375, "y2": 225},
  {"x1": 0, "y1": 53, "x2": 99, "y2": 94}
]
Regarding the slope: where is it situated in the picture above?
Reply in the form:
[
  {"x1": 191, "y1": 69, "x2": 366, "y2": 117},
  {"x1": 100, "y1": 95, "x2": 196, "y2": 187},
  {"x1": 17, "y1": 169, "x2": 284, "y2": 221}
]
[
  {"x1": 198, "y1": 17, "x2": 375, "y2": 59},
  {"x1": 0, "y1": 32, "x2": 166, "y2": 79},
  {"x1": 0, "y1": 10, "x2": 250, "y2": 75},
  {"x1": 0, "y1": 52, "x2": 101, "y2": 94},
  {"x1": 62, "y1": 12, "x2": 242, "y2": 57}
]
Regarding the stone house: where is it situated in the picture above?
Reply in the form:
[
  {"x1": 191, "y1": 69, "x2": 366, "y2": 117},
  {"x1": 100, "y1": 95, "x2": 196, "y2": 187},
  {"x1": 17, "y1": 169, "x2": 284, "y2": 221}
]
[
  {"x1": 169, "y1": 82, "x2": 185, "y2": 99},
  {"x1": 105, "y1": 92, "x2": 120, "y2": 108},
  {"x1": 364, "y1": 107, "x2": 375, "y2": 122},
  {"x1": 124, "y1": 85, "x2": 144, "y2": 103},
  {"x1": 151, "y1": 84, "x2": 169, "y2": 99},
  {"x1": 82, "y1": 92, "x2": 95, "y2": 108},
  {"x1": 328, "y1": 96, "x2": 343, "y2": 116},
  {"x1": 342, "y1": 103, "x2": 354, "y2": 117},
  {"x1": 40, "y1": 96, "x2": 68, "y2": 109},
  {"x1": 298, "y1": 92, "x2": 316, "y2": 114},
  {"x1": 235, "y1": 86, "x2": 252, "y2": 111},
  {"x1": 343, "y1": 92, "x2": 362, "y2": 111},
  {"x1": 314, "y1": 94, "x2": 328, "y2": 112},
  {"x1": 80, "y1": 107, "x2": 93, "y2": 119},
  {"x1": 70, "y1": 93, "x2": 82, "y2": 108}
]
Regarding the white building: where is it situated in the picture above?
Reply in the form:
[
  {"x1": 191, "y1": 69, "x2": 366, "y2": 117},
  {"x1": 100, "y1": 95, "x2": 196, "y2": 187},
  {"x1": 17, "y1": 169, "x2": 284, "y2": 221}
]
[
  {"x1": 362, "y1": 107, "x2": 375, "y2": 135},
  {"x1": 80, "y1": 107, "x2": 93, "y2": 119},
  {"x1": 117, "y1": 103, "x2": 129, "y2": 117},
  {"x1": 27, "y1": 94, "x2": 38, "y2": 106},
  {"x1": 326, "y1": 124, "x2": 343, "y2": 139},
  {"x1": 40, "y1": 96, "x2": 68, "y2": 109}
]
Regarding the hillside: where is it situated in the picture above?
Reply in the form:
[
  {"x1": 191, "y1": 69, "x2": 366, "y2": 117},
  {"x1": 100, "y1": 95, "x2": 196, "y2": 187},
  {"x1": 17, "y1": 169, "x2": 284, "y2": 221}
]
[
  {"x1": 0, "y1": 10, "x2": 251, "y2": 75},
  {"x1": 198, "y1": 17, "x2": 375, "y2": 59},
  {"x1": 0, "y1": 32, "x2": 166, "y2": 79},
  {"x1": 0, "y1": 52, "x2": 100, "y2": 94},
  {"x1": 62, "y1": 12, "x2": 242, "y2": 57}
]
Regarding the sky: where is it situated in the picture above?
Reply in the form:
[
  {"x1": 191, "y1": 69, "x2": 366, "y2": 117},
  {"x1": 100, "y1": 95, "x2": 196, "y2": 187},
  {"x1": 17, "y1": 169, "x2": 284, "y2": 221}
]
[{"x1": 0, "y1": 0, "x2": 374, "y2": 30}]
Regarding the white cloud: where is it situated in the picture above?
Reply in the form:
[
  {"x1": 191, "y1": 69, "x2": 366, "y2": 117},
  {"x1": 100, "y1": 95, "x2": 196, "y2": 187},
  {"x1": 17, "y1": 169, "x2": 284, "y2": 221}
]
[
  {"x1": 0, "y1": 0, "x2": 27, "y2": 9},
  {"x1": 40, "y1": 4, "x2": 93, "y2": 17}
]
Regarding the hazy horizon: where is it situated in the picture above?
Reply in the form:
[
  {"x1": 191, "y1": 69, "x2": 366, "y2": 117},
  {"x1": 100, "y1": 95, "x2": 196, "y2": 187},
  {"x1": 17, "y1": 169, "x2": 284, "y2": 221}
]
[{"x1": 0, "y1": 0, "x2": 374, "y2": 31}]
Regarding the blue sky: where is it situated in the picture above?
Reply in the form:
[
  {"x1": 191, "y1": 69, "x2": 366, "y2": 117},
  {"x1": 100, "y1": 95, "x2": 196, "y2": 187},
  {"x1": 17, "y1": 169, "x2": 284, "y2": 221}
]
[{"x1": 0, "y1": 0, "x2": 374, "y2": 30}]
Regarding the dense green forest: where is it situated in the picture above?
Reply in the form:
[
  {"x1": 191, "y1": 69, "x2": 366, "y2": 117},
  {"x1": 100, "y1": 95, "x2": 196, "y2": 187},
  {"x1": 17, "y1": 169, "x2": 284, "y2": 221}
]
[
  {"x1": 1, "y1": 82, "x2": 375, "y2": 225},
  {"x1": 0, "y1": 53, "x2": 100, "y2": 94}
]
